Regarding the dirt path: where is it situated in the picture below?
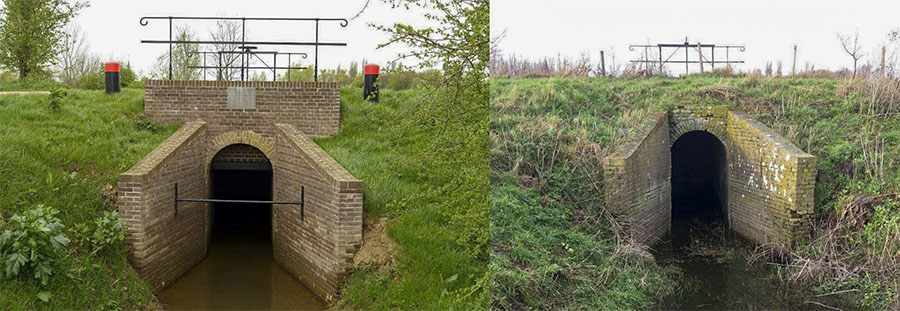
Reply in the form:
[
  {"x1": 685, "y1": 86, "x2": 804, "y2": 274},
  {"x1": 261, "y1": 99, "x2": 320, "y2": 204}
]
[{"x1": 0, "y1": 91, "x2": 50, "y2": 95}]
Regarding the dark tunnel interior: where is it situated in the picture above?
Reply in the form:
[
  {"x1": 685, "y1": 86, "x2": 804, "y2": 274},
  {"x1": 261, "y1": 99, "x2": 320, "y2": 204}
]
[
  {"x1": 210, "y1": 168, "x2": 273, "y2": 243},
  {"x1": 671, "y1": 131, "x2": 728, "y2": 233}
]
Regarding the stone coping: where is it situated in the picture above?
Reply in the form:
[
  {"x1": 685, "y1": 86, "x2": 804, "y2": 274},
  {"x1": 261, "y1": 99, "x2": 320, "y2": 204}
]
[
  {"x1": 606, "y1": 112, "x2": 668, "y2": 160},
  {"x1": 276, "y1": 123, "x2": 362, "y2": 190},
  {"x1": 729, "y1": 110, "x2": 815, "y2": 159},
  {"x1": 119, "y1": 121, "x2": 206, "y2": 183}
]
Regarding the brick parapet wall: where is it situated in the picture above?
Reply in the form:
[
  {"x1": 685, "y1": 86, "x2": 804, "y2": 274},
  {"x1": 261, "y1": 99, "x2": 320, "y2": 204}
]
[
  {"x1": 118, "y1": 121, "x2": 209, "y2": 290},
  {"x1": 725, "y1": 111, "x2": 815, "y2": 244},
  {"x1": 272, "y1": 124, "x2": 363, "y2": 302},
  {"x1": 602, "y1": 107, "x2": 816, "y2": 246},
  {"x1": 144, "y1": 80, "x2": 340, "y2": 138},
  {"x1": 602, "y1": 112, "x2": 671, "y2": 244}
]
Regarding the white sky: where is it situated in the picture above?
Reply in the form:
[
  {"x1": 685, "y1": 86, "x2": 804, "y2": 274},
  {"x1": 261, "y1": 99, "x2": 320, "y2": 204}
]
[
  {"x1": 491, "y1": 0, "x2": 900, "y2": 75},
  {"x1": 67, "y1": 0, "x2": 428, "y2": 77}
]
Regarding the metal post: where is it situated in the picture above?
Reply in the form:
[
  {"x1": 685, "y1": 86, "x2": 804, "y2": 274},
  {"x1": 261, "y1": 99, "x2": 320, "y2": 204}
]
[
  {"x1": 273, "y1": 52, "x2": 277, "y2": 81},
  {"x1": 202, "y1": 53, "x2": 206, "y2": 81},
  {"x1": 685, "y1": 43, "x2": 689, "y2": 75},
  {"x1": 174, "y1": 183, "x2": 179, "y2": 217},
  {"x1": 168, "y1": 17, "x2": 173, "y2": 80},
  {"x1": 697, "y1": 43, "x2": 704, "y2": 73},
  {"x1": 314, "y1": 19, "x2": 319, "y2": 82},
  {"x1": 711, "y1": 46, "x2": 715, "y2": 70},
  {"x1": 218, "y1": 51, "x2": 222, "y2": 80},
  {"x1": 241, "y1": 18, "x2": 246, "y2": 81},
  {"x1": 658, "y1": 45, "x2": 663, "y2": 73},
  {"x1": 287, "y1": 53, "x2": 291, "y2": 81},
  {"x1": 301, "y1": 186, "x2": 305, "y2": 220}
]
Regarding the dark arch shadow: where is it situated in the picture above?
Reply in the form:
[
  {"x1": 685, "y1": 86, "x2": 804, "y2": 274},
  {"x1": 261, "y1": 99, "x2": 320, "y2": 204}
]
[{"x1": 670, "y1": 130, "x2": 728, "y2": 246}]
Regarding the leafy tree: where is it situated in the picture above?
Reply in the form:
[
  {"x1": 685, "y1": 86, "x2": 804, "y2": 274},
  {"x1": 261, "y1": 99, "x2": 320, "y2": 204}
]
[
  {"x1": 0, "y1": 0, "x2": 87, "y2": 79},
  {"x1": 151, "y1": 26, "x2": 200, "y2": 80}
]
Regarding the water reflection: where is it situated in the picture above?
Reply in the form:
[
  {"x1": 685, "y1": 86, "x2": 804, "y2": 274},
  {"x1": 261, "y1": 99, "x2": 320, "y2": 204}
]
[{"x1": 158, "y1": 169, "x2": 325, "y2": 310}]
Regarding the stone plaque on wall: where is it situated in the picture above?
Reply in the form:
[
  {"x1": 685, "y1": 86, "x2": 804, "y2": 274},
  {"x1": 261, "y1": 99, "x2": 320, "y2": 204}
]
[{"x1": 227, "y1": 87, "x2": 256, "y2": 109}]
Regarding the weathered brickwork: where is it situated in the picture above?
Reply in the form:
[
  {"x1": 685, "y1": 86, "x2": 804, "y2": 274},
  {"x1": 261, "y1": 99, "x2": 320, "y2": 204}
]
[
  {"x1": 118, "y1": 82, "x2": 362, "y2": 301},
  {"x1": 144, "y1": 80, "x2": 341, "y2": 138},
  {"x1": 118, "y1": 121, "x2": 209, "y2": 290},
  {"x1": 602, "y1": 113, "x2": 671, "y2": 244},
  {"x1": 725, "y1": 111, "x2": 816, "y2": 244},
  {"x1": 602, "y1": 107, "x2": 815, "y2": 245},
  {"x1": 272, "y1": 124, "x2": 363, "y2": 301}
]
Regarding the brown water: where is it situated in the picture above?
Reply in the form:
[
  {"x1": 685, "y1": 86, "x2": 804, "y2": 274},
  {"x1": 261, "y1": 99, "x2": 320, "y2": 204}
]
[
  {"x1": 654, "y1": 219, "x2": 854, "y2": 310},
  {"x1": 158, "y1": 169, "x2": 326, "y2": 310}
]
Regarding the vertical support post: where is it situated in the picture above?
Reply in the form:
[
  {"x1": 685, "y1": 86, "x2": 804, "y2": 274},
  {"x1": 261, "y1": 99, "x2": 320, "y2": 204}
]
[
  {"x1": 203, "y1": 53, "x2": 206, "y2": 81},
  {"x1": 599, "y1": 50, "x2": 606, "y2": 77},
  {"x1": 241, "y1": 18, "x2": 246, "y2": 81},
  {"x1": 218, "y1": 51, "x2": 222, "y2": 81},
  {"x1": 685, "y1": 44, "x2": 689, "y2": 75},
  {"x1": 726, "y1": 48, "x2": 730, "y2": 69},
  {"x1": 174, "y1": 183, "x2": 179, "y2": 217},
  {"x1": 697, "y1": 43, "x2": 704, "y2": 73},
  {"x1": 273, "y1": 52, "x2": 278, "y2": 81},
  {"x1": 168, "y1": 16, "x2": 173, "y2": 80},
  {"x1": 287, "y1": 54, "x2": 292, "y2": 81},
  {"x1": 792, "y1": 45, "x2": 797, "y2": 77},
  {"x1": 658, "y1": 45, "x2": 663, "y2": 73},
  {"x1": 881, "y1": 46, "x2": 887, "y2": 78},
  {"x1": 314, "y1": 19, "x2": 320, "y2": 82},
  {"x1": 711, "y1": 46, "x2": 715, "y2": 70},
  {"x1": 300, "y1": 186, "x2": 305, "y2": 221}
]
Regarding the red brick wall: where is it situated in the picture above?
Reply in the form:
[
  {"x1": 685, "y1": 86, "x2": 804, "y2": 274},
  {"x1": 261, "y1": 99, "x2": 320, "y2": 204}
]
[
  {"x1": 118, "y1": 121, "x2": 209, "y2": 290},
  {"x1": 272, "y1": 124, "x2": 363, "y2": 301},
  {"x1": 144, "y1": 80, "x2": 341, "y2": 138}
]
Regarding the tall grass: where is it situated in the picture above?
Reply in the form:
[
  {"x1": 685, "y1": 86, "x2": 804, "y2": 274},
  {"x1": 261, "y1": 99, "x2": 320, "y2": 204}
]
[{"x1": 490, "y1": 76, "x2": 900, "y2": 309}]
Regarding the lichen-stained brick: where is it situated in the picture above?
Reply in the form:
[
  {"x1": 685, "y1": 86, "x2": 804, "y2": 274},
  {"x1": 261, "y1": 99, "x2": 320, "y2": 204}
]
[
  {"x1": 602, "y1": 107, "x2": 815, "y2": 246},
  {"x1": 118, "y1": 81, "x2": 361, "y2": 302}
]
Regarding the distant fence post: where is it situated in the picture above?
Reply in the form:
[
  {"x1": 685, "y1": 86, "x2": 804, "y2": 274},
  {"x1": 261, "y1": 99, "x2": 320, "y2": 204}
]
[
  {"x1": 697, "y1": 43, "x2": 704, "y2": 73},
  {"x1": 600, "y1": 50, "x2": 606, "y2": 77},
  {"x1": 881, "y1": 46, "x2": 887, "y2": 78},
  {"x1": 791, "y1": 45, "x2": 797, "y2": 78}
]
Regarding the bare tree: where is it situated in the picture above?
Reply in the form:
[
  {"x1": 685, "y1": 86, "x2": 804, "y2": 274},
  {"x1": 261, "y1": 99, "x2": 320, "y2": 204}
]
[
  {"x1": 837, "y1": 31, "x2": 865, "y2": 78},
  {"x1": 57, "y1": 23, "x2": 100, "y2": 86},
  {"x1": 208, "y1": 19, "x2": 243, "y2": 81}
]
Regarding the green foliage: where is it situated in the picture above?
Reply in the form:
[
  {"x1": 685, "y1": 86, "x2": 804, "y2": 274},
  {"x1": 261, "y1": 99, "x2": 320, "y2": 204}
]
[
  {"x1": 0, "y1": 0, "x2": 87, "y2": 79},
  {"x1": 88, "y1": 211, "x2": 125, "y2": 255},
  {"x1": 48, "y1": 88, "x2": 66, "y2": 111},
  {"x1": 151, "y1": 26, "x2": 200, "y2": 80},
  {"x1": 491, "y1": 76, "x2": 900, "y2": 309},
  {"x1": 323, "y1": 86, "x2": 488, "y2": 309},
  {"x1": 0, "y1": 88, "x2": 173, "y2": 309},
  {"x1": 76, "y1": 71, "x2": 104, "y2": 90},
  {"x1": 0, "y1": 205, "x2": 70, "y2": 285}
]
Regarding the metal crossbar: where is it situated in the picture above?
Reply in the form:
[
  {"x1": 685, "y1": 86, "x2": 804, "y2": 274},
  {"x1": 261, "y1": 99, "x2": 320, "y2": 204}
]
[
  {"x1": 139, "y1": 16, "x2": 348, "y2": 81},
  {"x1": 629, "y1": 39, "x2": 746, "y2": 75},
  {"x1": 174, "y1": 183, "x2": 306, "y2": 220}
]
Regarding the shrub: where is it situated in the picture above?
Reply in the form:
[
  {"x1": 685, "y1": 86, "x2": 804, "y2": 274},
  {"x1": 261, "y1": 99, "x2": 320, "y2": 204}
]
[
  {"x1": 0, "y1": 205, "x2": 70, "y2": 285},
  {"x1": 88, "y1": 211, "x2": 125, "y2": 255},
  {"x1": 77, "y1": 71, "x2": 104, "y2": 90},
  {"x1": 47, "y1": 88, "x2": 66, "y2": 111}
]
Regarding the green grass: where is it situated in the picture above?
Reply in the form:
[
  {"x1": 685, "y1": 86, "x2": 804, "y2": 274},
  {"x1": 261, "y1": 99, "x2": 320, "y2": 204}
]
[
  {"x1": 0, "y1": 87, "x2": 177, "y2": 309},
  {"x1": 319, "y1": 87, "x2": 487, "y2": 309},
  {"x1": 0, "y1": 84, "x2": 489, "y2": 310},
  {"x1": 490, "y1": 76, "x2": 900, "y2": 309}
]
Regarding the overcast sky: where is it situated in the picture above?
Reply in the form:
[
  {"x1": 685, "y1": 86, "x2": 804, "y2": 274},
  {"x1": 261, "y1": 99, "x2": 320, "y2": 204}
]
[
  {"x1": 491, "y1": 0, "x2": 900, "y2": 75},
  {"x1": 69, "y1": 0, "x2": 427, "y2": 77}
]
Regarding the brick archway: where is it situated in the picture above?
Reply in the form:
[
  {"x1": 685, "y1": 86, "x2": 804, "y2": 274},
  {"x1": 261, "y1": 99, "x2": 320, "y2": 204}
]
[{"x1": 208, "y1": 130, "x2": 275, "y2": 169}]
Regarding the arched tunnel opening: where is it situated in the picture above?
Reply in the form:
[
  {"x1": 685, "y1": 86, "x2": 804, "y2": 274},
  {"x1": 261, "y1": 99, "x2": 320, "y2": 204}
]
[
  {"x1": 670, "y1": 131, "x2": 728, "y2": 244},
  {"x1": 158, "y1": 144, "x2": 325, "y2": 309}
]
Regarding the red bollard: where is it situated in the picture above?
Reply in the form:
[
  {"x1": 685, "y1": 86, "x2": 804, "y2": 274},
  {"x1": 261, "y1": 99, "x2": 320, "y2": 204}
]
[
  {"x1": 105, "y1": 62, "x2": 121, "y2": 94},
  {"x1": 363, "y1": 64, "x2": 379, "y2": 102}
]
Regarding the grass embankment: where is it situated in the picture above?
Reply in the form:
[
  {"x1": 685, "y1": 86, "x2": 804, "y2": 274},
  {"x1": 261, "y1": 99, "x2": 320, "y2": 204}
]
[
  {"x1": 0, "y1": 87, "x2": 176, "y2": 309},
  {"x1": 322, "y1": 87, "x2": 488, "y2": 309},
  {"x1": 490, "y1": 76, "x2": 900, "y2": 309},
  {"x1": 0, "y1": 84, "x2": 489, "y2": 310}
]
